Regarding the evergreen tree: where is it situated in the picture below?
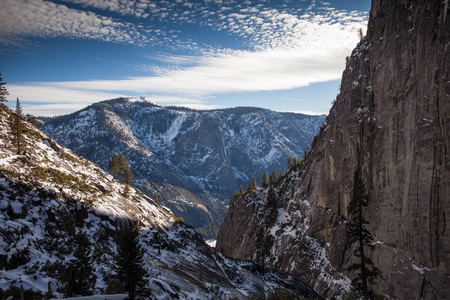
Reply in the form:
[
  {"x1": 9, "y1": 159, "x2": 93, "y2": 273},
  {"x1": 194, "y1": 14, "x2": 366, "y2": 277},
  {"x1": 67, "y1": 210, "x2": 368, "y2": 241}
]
[
  {"x1": 109, "y1": 154, "x2": 120, "y2": 179},
  {"x1": 287, "y1": 157, "x2": 292, "y2": 169},
  {"x1": 239, "y1": 185, "x2": 244, "y2": 194},
  {"x1": 9, "y1": 98, "x2": 26, "y2": 154},
  {"x1": 251, "y1": 176, "x2": 257, "y2": 190},
  {"x1": 270, "y1": 170, "x2": 278, "y2": 182},
  {"x1": 262, "y1": 173, "x2": 269, "y2": 186},
  {"x1": 265, "y1": 187, "x2": 277, "y2": 226},
  {"x1": 65, "y1": 233, "x2": 96, "y2": 297},
  {"x1": 123, "y1": 167, "x2": 134, "y2": 186},
  {"x1": 115, "y1": 225, "x2": 147, "y2": 300},
  {"x1": 303, "y1": 146, "x2": 310, "y2": 159},
  {"x1": 255, "y1": 226, "x2": 266, "y2": 268},
  {"x1": 347, "y1": 172, "x2": 381, "y2": 299},
  {"x1": 0, "y1": 72, "x2": 9, "y2": 105},
  {"x1": 246, "y1": 184, "x2": 251, "y2": 193},
  {"x1": 117, "y1": 153, "x2": 134, "y2": 185}
]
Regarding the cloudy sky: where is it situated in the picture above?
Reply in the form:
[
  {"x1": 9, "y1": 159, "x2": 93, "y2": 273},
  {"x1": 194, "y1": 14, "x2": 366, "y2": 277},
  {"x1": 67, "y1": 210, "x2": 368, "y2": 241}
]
[{"x1": 0, "y1": 0, "x2": 370, "y2": 116}]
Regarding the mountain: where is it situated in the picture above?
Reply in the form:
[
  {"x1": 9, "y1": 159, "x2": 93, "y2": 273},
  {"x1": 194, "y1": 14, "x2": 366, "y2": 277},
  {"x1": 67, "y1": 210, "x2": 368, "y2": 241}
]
[
  {"x1": 0, "y1": 106, "x2": 321, "y2": 299},
  {"x1": 217, "y1": 0, "x2": 450, "y2": 299},
  {"x1": 39, "y1": 99, "x2": 325, "y2": 238}
]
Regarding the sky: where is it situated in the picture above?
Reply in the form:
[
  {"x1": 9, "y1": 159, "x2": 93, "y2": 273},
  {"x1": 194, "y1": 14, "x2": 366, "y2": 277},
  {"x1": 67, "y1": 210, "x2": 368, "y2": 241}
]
[{"x1": 0, "y1": 0, "x2": 371, "y2": 117}]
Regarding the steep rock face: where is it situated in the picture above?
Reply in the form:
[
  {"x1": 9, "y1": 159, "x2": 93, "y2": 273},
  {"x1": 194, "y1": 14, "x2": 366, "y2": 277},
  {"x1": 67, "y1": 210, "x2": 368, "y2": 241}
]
[
  {"x1": 40, "y1": 101, "x2": 325, "y2": 238},
  {"x1": 217, "y1": 0, "x2": 450, "y2": 298}
]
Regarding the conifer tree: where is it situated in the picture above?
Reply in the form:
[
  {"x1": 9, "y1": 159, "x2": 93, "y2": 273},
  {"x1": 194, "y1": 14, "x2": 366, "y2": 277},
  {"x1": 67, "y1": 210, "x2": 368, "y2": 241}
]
[
  {"x1": 251, "y1": 176, "x2": 257, "y2": 190},
  {"x1": 347, "y1": 172, "x2": 381, "y2": 299},
  {"x1": 255, "y1": 226, "x2": 266, "y2": 268},
  {"x1": 265, "y1": 187, "x2": 277, "y2": 226},
  {"x1": 65, "y1": 233, "x2": 96, "y2": 297},
  {"x1": 0, "y1": 72, "x2": 9, "y2": 105},
  {"x1": 117, "y1": 153, "x2": 134, "y2": 185},
  {"x1": 287, "y1": 157, "x2": 292, "y2": 168},
  {"x1": 109, "y1": 154, "x2": 120, "y2": 179},
  {"x1": 9, "y1": 98, "x2": 26, "y2": 154},
  {"x1": 270, "y1": 170, "x2": 278, "y2": 182},
  {"x1": 115, "y1": 225, "x2": 147, "y2": 300},
  {"x1": 239, "y1": 185, "x2": 244, "y2": 194},
  {"x1": 262, "y1": 173, "x2": 269, "y2": 186},
  {"x1": 303, "y1": 146, "x2": 310, "y2": 159}
]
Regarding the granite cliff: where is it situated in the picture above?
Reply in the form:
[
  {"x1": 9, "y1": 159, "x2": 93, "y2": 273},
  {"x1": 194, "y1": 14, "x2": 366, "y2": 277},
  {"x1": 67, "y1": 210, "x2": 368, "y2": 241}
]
[{"x1": 217, "y1": 0, "x2": 450, "y2": 298}]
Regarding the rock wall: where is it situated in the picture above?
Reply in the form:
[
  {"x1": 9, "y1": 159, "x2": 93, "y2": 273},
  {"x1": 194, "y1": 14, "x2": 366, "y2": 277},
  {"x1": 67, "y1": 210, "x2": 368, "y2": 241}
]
[{"x1": 217, "y1": 0, "x2": 450, "y2": 298}]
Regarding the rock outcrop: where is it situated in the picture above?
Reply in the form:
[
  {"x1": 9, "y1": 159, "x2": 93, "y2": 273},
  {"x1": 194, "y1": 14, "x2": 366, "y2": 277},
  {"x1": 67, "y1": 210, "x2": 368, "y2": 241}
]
[{"x1": 217, "y1": 0, "x2": 450, "y2": 298}]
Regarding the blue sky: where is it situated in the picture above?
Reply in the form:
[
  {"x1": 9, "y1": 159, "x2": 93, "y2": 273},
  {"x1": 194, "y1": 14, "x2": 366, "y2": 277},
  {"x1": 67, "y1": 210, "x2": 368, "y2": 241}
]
[{"x1": 0, "y1": 0, "x2": 370, "y2": 116}]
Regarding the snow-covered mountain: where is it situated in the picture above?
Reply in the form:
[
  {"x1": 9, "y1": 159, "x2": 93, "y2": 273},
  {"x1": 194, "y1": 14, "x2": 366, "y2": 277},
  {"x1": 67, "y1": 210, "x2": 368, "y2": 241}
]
[
  {"x1": 0, "y1": 106, "x2": 321, "y2": 299},
  {"x1": 39, "y1": 98, "x2": 325, "y2": 238}
]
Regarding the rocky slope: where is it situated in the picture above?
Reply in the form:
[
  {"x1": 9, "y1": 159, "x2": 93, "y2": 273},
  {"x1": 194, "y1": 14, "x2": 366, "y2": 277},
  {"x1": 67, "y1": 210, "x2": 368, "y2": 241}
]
[
  {"x1": 0, "y1": 106, "x2": 321, "y2": 299},
  {"x1": 39, "y1": 100, "x2": 325, "y2": 238},
  {"x1": 217, "y1": 0, "x2": 450, "y2": 298}
]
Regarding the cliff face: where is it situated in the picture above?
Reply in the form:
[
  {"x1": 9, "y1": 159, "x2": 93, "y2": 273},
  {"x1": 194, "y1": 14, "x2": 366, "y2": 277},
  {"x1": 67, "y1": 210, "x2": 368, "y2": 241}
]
[{"x1": 217, "y1": 0, "x2": 450, "y2": 298}]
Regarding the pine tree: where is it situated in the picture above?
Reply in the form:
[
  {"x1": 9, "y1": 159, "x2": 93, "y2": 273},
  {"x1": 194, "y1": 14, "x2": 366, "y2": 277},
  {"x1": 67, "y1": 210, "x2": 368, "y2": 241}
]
[
  {"x1": 239, "y1": 185, "x2": 244, "y2": 194},
  {"x1": 65, "y1": 233, "x2": 96, "y2": 297},
  {"x1": 9, "y1": 98, "x2": 26, "y2": 154},
  {"x1": 347, "y1": 172, "x2": 381, "y2": 299},
  {"x1": 251, "y1": 176, "x2": 257, "y2": 190},
  {"x1": 0, "y1": 72, "x2": 9, "y2": 105},
  {"x1": 255, "y1": 226, "x2": 266, "y2": 269},
  {"x1": 117, "y1": 153, "x2": 134, "y2": 185},
  {"x1": 303, "y1": 146, "x2": 310, "y2": 159},
  {"x1": 265, "y1": 187, "x2": 277, "y2": 226},
  {"x1": 270, "y1": 170, "x2": 278, "y2": 182},
  {"x1": 262, "y1": 173, "x2": 269, "y2": 187},
  {"x1": 287, "y1": 157, "x2": 292, "y2": 169},
  {"x1": 115, "y1": 225, "x2": 147, "y2": 300},
  {"x1": 109, "y1": 154, "x2": 120, "y2": 179}
]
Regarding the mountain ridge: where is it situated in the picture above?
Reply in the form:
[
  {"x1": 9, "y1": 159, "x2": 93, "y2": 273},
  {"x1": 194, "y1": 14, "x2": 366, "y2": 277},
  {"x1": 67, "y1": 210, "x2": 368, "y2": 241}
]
[{"x1": 39, "y1": 98, "x2": 325, "y2": 238}]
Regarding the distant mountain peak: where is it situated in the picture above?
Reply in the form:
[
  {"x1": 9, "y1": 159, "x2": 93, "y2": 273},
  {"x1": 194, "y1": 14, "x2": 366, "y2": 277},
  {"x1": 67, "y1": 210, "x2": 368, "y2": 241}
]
[{"x1": 40, "y1": 100, "x2": 325, "y2": 239}]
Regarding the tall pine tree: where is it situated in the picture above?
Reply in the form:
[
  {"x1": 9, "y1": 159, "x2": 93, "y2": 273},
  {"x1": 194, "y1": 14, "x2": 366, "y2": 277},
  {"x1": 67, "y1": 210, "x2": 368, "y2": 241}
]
[
  {"x1": 262, "y1": 173, "x2": 269, "y2": 187},
  {"x1": 251, "y1": 175, "x2": 257, "y2": 190},
  {"x1": 347, "y1": 172, "x2": 381, "y2": 299},
  {"x1": 115, "y1": 224, "x2": 147, "y2": 300},
  {"x1": 9, "y1": 98, "x2": 26, "y2": 154},
  {"x1": 0, "y1": 72, "x2": 9, "y2": 105},
  {"x1": 109, "y1": 154, "x2": 120, "y2": 179},
  {"x1": 64, "y1": 233, "x2": 96, "y2": 297}
]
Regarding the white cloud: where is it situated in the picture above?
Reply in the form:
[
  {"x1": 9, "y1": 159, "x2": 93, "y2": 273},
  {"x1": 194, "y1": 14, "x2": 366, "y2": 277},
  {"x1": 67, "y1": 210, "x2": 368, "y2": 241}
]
[
  {"x1": 0, "y1": 0, "x2": 147, "y2": 45},
  {"x1": 40, "y1": 46, "x2": 345, "y2": 95},
  {"x1": 6, "y1": 84, "x2": 127, "y2": 116},
  {"x1": 291, "y1": 109, "x2": 328, "y2": 116}
]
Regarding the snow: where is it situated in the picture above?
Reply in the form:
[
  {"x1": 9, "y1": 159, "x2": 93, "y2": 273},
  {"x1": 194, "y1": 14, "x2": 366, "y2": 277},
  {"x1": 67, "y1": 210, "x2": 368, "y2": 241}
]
[
  {"x1": 51, "y1": 295, "x2": 128, "y2": 300},
  {"x1": 206, "y1": 239, "x2": 216, "y2": 248}
]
